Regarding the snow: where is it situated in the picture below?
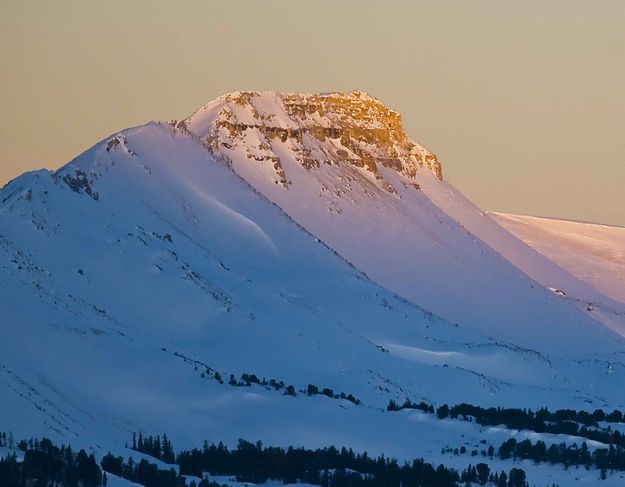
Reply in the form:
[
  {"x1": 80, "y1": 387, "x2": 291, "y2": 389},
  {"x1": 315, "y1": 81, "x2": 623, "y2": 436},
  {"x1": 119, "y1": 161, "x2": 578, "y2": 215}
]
[
  {"x1": 106, "y1": 473, "x2": 144, "y2": 486},
  {"x1": 185, "y1": 91, "x2": 624, "y2": 357},
  {"x1": 491, "y1": 212, "x2": 625, "y2": 306},
  {"x1": 1, "y1": 92, "x2": 625, "y2": 487},
  {"x1": 202, "y1": 475, "x2": 320, "y2": 487},
  {"x1": 411, "y1": 170, "x2": 625, "y2": 336}
]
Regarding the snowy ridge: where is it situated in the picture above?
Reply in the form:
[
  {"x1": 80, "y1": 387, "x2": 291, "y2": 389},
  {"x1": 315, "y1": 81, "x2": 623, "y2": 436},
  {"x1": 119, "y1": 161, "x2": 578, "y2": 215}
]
[
  {"x1": 491, "y1": 212, "x2": 625, "y2": 306},
  {"x1": 412, "y1": 176, "x2": 625, "y2": 338}
]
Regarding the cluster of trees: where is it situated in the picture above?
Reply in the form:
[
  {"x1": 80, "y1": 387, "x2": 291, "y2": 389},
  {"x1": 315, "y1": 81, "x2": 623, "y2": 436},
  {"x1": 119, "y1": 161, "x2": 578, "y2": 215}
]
[
  {"x1": 132, "y1": 433, "x2": 176, "y2": 464},
  {"x1": 439, "y1": 403, "x2": 625, "y2": 447},
  {"x1": 101, "y1": 453, "x2": 223, "y2": 487},
  {"x1": 387, "y1": 399, "x2": 434, "y2": 414},
  {"x1": 171, "y1": 351, "x2": 223, "y2": 385},
  {"x1": 0, "y1": 437, "x2": 101, "y2": 486},
  {"x1": 172, "y1": 350, "x2": 361, "y2": 406},
  {"x1": 441, "y1": 441, "x2": 495, "y2": 459},
  {"x1": 497, "y1": 437, "x2": 625, "y2": 477},
  {"x1": 459, "y1": 463, "x2": 527, "y2": 487},
  {"x1": 225, "y1": 373, "x2": 361, "y2": 404},
  {"x1": 437, "y1": 403, "x2": 617, "y2": 429},
  {"x1": 227, "y1": 372, "x2": 296, "y2": 396},
  {"x1": 304, "y1": 384, "x2": 360, "y2": 404},
  {"x1": 0, "y1": 431, "x2": 537, "y2": 487},
  {"x1": 174, "y1": 437, "x2": 523, "y2": 487},
  {"x1": 389, "y1": 399, "x2": 625, "y2": 447}
]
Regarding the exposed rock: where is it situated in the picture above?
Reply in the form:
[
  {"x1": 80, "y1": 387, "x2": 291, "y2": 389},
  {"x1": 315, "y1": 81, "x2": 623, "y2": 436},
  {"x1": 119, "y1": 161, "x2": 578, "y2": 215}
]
[
  {"x1": 184, "y1": 91, "x2": 443, "y2": 189},
  {"x1": 60, "y1": 170, "x2": 99, "y2": 201}
]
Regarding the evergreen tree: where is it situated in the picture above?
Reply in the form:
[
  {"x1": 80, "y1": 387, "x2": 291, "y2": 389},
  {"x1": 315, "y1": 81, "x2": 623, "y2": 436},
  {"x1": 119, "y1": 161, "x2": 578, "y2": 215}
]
[
  {"x1": 476, "y1": 462, "x2": 490, "y2": 485},
  {"x1": 437, "y1": 404, "x2": 450, "y2": 419},
  {"x1": 509, "y1": 467, "x2": 528, "y2": 487}
]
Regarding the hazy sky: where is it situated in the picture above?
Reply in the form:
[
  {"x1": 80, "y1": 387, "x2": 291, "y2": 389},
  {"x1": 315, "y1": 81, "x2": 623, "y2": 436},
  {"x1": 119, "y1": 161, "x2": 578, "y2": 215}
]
[{"x1": 1, "y1": 0, "x2": 623, "y2": 225}]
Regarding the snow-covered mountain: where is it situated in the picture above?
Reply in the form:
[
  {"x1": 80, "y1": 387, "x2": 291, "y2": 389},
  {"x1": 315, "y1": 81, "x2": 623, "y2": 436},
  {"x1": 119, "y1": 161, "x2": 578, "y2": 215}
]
[
  {"x1": 491, "y1": 212, "x2": 625, "y2": 306},
  {"x1": 182, "y1": 90, "x2": 625, "y2": 352},
  {"x1": 2, "y1": 91, "x2": 625, "y2": 486}
]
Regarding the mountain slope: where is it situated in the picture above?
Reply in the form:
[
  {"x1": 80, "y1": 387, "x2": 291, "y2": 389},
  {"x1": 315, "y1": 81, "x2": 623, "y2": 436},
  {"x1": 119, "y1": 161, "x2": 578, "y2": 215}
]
[
  {"x1": 184, "y1": 90, "x2": 622, "y2": 354},
  {"x1": 414, "y1": 173, "x2": 625, "y2": 337},
  {"x1": 491, "y1": 212, "x2": 625, "y2": 306}
]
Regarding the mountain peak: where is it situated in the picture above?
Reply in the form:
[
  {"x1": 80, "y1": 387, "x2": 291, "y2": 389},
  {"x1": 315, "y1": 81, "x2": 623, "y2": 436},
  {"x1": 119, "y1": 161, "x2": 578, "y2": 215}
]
[{"x1": 181, "y1": 91, "x2": 442, "y2": 188}]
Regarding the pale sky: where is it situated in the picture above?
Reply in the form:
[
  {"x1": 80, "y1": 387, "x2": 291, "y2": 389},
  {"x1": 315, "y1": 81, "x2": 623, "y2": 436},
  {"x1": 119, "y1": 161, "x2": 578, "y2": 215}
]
[{"x1": 1, "y1": 0, "x2": 623, "y2": 226}]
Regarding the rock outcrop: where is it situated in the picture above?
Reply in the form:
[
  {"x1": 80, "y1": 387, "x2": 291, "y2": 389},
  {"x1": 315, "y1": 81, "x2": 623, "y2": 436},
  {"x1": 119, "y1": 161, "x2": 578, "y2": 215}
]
[{"x1": 182, "y1": 91, "x2": 442, "y2": 189}]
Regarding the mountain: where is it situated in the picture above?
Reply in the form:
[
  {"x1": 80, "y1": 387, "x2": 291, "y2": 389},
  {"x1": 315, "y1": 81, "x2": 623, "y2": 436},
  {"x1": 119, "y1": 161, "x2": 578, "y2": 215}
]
[
  {"x1": 182, "y1": 90, "x2": 625, "y2": 353},
  {"x1": 492, "y1": 212, "x2": 625, "y2": 306},
  {"x1": 2, "y1": 91, "x2": 625, "y2": 486}
]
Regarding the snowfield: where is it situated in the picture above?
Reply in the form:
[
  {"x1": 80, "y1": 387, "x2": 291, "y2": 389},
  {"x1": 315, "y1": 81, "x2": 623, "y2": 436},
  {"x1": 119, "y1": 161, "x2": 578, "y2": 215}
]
[{"x1": 491, "y1": 212, "x2": 625, "y2": 306}]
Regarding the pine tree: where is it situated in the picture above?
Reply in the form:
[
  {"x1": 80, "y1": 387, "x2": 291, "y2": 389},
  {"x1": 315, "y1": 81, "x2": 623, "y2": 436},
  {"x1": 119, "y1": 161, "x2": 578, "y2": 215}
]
[
  {"x1": 162, "y1": 434, "x2": 175, "y2": 463},
  {"x1": 476, "y1": 463, "x2": 490, "y2": 485},
  {"x1": 509, "y1": 467, "x2": 527, "y2": 487},
  {"x1": 436, "y1": 404, "x2": 450, "y2": 419},
  {"x1": 154, "y1": 435, "x2": 162, "y2": 459}
]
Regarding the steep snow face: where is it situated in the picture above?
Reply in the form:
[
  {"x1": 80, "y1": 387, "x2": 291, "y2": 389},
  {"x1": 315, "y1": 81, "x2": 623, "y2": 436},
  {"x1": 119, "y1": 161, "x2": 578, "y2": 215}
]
[
  {"x1": 185, "y1": 91, "x2": 622, "y2": 353},
  {"x1": 492, "y1": 213, "x2": 625, "y2": 306},
  {"x1": 415, "y1": 173, "x2": 625, "y2": 337}
]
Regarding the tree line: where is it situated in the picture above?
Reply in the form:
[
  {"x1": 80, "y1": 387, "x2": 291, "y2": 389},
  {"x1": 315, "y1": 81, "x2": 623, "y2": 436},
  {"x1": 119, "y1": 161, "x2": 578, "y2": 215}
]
[
  {"x1": 140, "y1": 434, "x2": 530, "y2": 487},
  {"x1": 497, "y1": 437, "x2": 625, "y2": 480},
  {"x1": 226, "y1": 372, "x2": 361, "y2": 404},
  {"x1": 101, "y1": 453, "x2": 222, "y2": 487},
  {"x1": 0, "y1": 437, "x2": 101, "y2": 487},
  {"x1": 171, "y1": 350, "x2": 360, "y2": 405},
  {"x1": 0, "y1": 431, "x2": 536, "y2": 487},
  {"x1": 131, "y1": 432, "x2": 176, "y2": 463},
  {"x1": 389, "y1": 400, "x2": 625, "y2": 447}
]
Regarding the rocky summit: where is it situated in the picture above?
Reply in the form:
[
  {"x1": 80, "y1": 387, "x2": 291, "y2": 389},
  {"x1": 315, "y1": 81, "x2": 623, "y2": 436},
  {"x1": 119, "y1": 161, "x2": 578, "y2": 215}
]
[{"x1": 180, "y1": 91, "x2": 442, "y2": 190}]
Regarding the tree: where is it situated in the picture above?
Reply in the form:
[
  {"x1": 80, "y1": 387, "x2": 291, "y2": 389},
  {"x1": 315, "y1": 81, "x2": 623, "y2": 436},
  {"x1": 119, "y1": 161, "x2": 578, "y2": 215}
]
[
  {"x1": 162, "y1": 434, "x2": 175, "y2": 464},
  {"x1": 476, "y1": 463, "x2": 490, "y2": 485},
  {"x1": 437, "y1": 404, "x2": 450, "y2": 419},
  {"x1": 499, "y1": 438, "x2": 517, "y2": 460},
  {"x1": 509, "y1": 467, "x2": 527, "y2": 487}
]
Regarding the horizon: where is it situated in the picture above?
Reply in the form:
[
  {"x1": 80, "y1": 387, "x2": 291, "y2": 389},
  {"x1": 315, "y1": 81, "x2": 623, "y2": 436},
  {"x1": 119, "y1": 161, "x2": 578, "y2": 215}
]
[{"x1": 1, "y1": 1, "x2": 624, "y2": 227}]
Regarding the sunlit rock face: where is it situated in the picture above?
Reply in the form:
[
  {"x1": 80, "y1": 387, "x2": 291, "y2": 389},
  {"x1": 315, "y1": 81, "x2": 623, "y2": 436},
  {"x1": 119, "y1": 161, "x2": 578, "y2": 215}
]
[{"x1": 181, "y1": 91, "x2": 442, "y2": 189}]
